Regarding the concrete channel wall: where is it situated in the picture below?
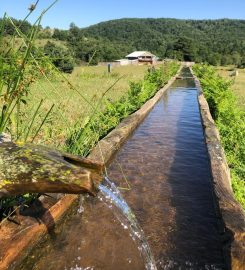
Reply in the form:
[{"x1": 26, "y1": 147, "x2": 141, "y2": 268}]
[
  {"x1": 193, "y1": 71, "x2": 245, "y2": 270},
  {"x1": 0, "y1": 67, "x2": 182, "y2": 270}
]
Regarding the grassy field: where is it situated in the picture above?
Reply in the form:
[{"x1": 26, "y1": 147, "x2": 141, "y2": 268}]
[
  {"x1": 1, "y1": 24, "x2": 176, "y2": 153},
  {"x1": 3, "y1": 36, "x2": 67, "y2": 49},
  {"x1": 2, "y1": 34, "x2": 150, "y2": 147},
  {"x1": 23, "y1": 65, "x2": 150, "y2": 147},
  {"x1": 216, "y1": 66, "x2": 245, "y2": 109}
]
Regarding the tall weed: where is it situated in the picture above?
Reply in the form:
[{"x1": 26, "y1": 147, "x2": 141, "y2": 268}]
[{"x1": 0, "y1": 2, "x2": 57, "y2": 142}]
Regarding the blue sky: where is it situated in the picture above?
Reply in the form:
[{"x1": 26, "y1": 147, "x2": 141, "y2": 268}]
[{"x1": 1, "y1": 0, "x2": 245, "y2": 29}]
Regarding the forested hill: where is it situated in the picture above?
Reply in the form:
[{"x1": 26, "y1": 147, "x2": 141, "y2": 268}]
[
  {"x1": 2, "y1": 17, "x2": 245, "y2": 67},
  {"x1": 81, "y1": 18, "x2": 245, "y2": 45},
  {"x1": 52, "y1": 18, "x2": 245, "y2": 66}
]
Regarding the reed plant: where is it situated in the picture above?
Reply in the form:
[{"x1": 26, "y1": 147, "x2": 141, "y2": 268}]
[{"x1": 0, "y1": 1, "x2": 58, "y2": 142}]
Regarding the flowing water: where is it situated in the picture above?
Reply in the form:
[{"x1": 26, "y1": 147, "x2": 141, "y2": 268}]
[
  {"x1": 20, "y1": 68, "x2": 225, "y2": 270},
  {"x1": 21, "y1": 180, "x2": 152, "y2": 270},
  {"x1": 98, "y1": 176, "x2": 157, "y2": 270}
]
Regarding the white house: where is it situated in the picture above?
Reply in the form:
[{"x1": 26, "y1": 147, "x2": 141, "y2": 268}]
[
  {"x1": 114, "y1": 59, "x2": 130, "y2": 66},
  {"x1": 126, "y1": 51, "x2": 157, "y2": 64}
]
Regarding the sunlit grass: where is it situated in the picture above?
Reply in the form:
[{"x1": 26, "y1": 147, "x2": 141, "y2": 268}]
[
  {"x1": 25, "y1": 65, "x2": 150, "y2": 147},
  {"x1": 216, "y1": 66, "x2": 245, "y2": 109}
]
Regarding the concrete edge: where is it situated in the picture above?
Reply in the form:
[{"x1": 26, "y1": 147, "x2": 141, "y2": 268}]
[
  {"x1": 1, "y1": 195, "x2": 78, "y2": 270},
  {"x1": 193, "y1": 71, "x2": 245, "y2": 270},
  {"x1": 0, "y1": 66, "x2": 182, "y2": 269}
]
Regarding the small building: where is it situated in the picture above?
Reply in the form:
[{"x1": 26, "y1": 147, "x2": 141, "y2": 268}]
[
  {"x1": 98, "y1": 51, "x2": 157, "y2": 67},
  {"x1": 126, "y1": 51, "x2": 157, "y2": 64},
  {"x1": 114, "y1": 59, "x2": 130, "y2": 66}
]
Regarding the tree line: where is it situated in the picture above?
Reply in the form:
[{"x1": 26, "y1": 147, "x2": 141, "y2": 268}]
[
  {"x1": 53, "y1": 18, "x2": 245, "y2": 67},
  {"x1": 2, "y1": 17, "x2": 245, "y2": 71}
]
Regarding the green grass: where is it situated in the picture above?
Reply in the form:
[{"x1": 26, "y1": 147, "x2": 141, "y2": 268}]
[
  {"x1": 216, "y1": 66, "x2": 245, "y2": 109},
  {"x1": 194, "y1": 64, "x2": 245, "y2": 209},
  {"x1": 65, "y1": 62, "x2": 180, "y2": 156},
  {"x1": 0, "y1": 9, "x2": 178, "y2": 153},
  {"x1": 23, "y1": 64, "x2": 151, "y2": 147},
  {"x1": 3, "y1": 36, "x2": 67, "y2": 49}
]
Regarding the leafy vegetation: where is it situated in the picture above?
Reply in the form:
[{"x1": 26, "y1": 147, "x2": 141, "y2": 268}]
[
  {"x1": 21, "y1": 65, "x2": 153, "y2": 149},
  {"x1": 0, "y1": 12, "x2": 57, "y2": 142},
  {"x1": 2, "y1": 17, "x2": 245, "y2": 66},
  {"x1": 0, "y1": 193, "x2": 39, "y2": 223},
  {"x1": 193, "y1": 64, "x2": 245, "y2": 209},
  {"x1": 43, "y1": 41, "x2": 74, "y2": 73},
  {"x1": 0, "y1": 17, "x2": 33, "y2": 36},
  {"x1": 52, "y1": 18, "x2": 245, "y2": 66}
]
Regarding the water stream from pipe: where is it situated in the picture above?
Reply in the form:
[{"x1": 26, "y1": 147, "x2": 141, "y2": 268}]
[{"x1": 98, "y1": 176, "x2": 157, "y2": 270}]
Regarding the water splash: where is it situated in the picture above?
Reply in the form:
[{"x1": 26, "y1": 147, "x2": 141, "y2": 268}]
[
  {"x1": 98, "y1": 176, "x2": 157, "y2": 270},
  {"x1": 66, "y1": 266, "x2": 94, "y2": 270}
]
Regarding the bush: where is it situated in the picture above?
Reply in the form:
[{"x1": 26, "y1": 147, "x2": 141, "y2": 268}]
[
  {"x1": 44, "y1": 41, "x2": 74, "y2": 73},
  {"x1": 193, "y1": 64, "x2": 245, "y2": 209}
]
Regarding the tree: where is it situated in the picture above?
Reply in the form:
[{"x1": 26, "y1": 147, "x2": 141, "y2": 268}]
[
  {"x1": 221, "y1": 55, "x2": 233, "y2": 66},
  {"x1": 207, "y1": 53, "x2": 221, "y2": 66},
  {"x1": 38, "y1": 26, "x2": 52, "y2": 39},
  {"x1": 173, "y1": 37, "x2": 197, "y2": 61},
  {"x1": 4, "y1": 17, "x2": 245, "y2": 65},
  {"x1": 232, "y1": 52, "x2": 241, "y2": 66},
  {"x1": 238, "y1": 57, "x2": 245, "y2": 68},
  {"x1": 53, "y1": 29, "x2": 69, "y2": 41},
  {"x1": 44, "y1": 41, "x2": 74, "y2": 73}
]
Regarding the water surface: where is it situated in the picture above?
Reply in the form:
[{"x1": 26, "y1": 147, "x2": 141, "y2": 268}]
[{"x1": 108, "y1": 79, "x2": 225, "y2": 269}]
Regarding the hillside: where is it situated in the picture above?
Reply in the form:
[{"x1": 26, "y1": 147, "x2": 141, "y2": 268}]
[
  {"x1": 2, "y1": 17, "x2": 245, "y2": 66},
  {"x1": 76, "y1": 18, "x2": 245, "y2": 64}
]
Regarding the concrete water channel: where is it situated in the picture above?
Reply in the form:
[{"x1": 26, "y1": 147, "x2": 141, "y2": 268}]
[{"x1": 20, "y1": 68, "x2": 226, "y2": 270}]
